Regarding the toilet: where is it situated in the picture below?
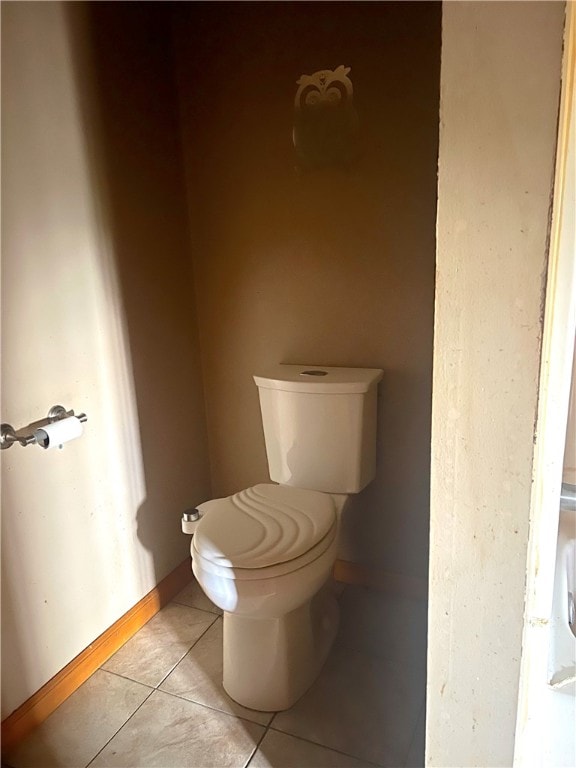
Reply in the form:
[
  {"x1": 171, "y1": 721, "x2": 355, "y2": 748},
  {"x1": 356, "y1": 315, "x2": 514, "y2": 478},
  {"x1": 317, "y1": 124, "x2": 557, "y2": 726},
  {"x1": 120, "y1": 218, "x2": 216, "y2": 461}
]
[{"x1": 182, "y1": 364, "x2": 383, "y2": 711}]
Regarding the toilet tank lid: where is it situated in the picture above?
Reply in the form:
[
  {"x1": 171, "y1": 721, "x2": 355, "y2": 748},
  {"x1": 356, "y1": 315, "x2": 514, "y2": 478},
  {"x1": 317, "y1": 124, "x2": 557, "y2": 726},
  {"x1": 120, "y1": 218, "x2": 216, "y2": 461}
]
[{"x1": 254, "y1": 365, "x2": 383, "y2": 394}]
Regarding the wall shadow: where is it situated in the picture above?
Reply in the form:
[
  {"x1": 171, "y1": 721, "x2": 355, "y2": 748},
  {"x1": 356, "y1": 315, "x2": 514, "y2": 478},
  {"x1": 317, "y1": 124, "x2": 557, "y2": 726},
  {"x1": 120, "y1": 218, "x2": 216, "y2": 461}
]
[{"x1": 64, "y1": 2, "x2": 211, "y2": 590}]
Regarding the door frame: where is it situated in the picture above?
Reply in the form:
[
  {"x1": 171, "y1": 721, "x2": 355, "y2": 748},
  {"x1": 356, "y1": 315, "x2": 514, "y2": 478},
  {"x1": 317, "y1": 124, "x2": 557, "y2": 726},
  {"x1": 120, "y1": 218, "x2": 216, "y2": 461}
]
[{"x1": 513, "y1": 4, "x2": 576, "y2": 763}]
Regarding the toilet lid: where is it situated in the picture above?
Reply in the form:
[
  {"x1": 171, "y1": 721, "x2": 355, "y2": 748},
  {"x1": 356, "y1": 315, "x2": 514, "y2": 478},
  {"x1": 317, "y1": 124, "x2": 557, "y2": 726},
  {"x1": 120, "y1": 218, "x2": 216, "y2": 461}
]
[{"x1": 194, "y1": 484, "x2": 336, "y2": 570}]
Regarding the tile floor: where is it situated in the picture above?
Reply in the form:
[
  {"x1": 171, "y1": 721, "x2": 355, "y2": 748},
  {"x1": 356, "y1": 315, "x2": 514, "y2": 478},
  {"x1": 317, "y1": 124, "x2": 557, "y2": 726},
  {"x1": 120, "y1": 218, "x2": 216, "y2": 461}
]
[{"x1": 4, "y1": 580, "x2": 427, "y2": 768}]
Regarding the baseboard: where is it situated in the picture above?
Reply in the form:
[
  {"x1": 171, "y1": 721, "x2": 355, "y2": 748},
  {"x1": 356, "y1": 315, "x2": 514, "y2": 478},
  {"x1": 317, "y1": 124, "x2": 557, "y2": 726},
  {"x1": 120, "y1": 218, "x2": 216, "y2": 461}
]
[
  {"x1": 1, "y1": 557, "x2": 192, "y2": 752},
  {"x1": 3, "y1": 556, "x2": 424, "y2": 751},
  {"x1": 334, "y1": 559, "x2": 428, "y2": 601}
]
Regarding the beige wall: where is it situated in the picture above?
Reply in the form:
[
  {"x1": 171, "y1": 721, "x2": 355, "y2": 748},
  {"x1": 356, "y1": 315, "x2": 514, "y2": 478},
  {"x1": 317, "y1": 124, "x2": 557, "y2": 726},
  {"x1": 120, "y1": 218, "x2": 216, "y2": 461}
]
[
  {"x1": 427, "y1": 3, "x2": 565, "y2": 766},
  {"x1": 174, "y1": 2, "x2": 441, "y2": 578},
  {"x1": 1, "y1": 3, "x2": 210, "y2": 717}
]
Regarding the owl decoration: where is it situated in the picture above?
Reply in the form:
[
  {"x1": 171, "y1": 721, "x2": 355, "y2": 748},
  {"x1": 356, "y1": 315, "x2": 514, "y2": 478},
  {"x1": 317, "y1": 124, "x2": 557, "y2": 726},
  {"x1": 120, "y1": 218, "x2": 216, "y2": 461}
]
[{"x1": 293, "y1": 65, "x2": 360, "y2": 170}]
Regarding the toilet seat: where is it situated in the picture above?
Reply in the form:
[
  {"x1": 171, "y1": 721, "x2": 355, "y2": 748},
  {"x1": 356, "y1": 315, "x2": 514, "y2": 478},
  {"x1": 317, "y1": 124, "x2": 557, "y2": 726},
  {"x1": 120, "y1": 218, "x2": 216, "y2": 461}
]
[
  {"x1": 192, "y1": 524, "x2": 337, "y2": 581},
  {"x1": 193, "y1": 483, "x2": 337, "y2": 580}
]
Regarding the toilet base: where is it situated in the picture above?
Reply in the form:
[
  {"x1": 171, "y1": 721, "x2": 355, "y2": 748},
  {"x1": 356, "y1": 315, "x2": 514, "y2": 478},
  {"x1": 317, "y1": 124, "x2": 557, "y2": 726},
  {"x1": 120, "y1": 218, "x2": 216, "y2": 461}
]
[{"x1": 222, "y1": 580, "x2": 339, "y2": 712}]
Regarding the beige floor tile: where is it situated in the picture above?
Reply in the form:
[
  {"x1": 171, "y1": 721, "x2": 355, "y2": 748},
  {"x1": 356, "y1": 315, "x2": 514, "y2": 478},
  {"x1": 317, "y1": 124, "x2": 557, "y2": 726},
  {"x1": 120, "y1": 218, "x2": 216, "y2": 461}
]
[
  {"x1": 172, "y1": 577, "x2": 223, "y2": 615},
  {"x1": 102, "y1": 602, "x2": 217, "y2": 687},
  {"x1": 248, "y1": 730, "x2": 372, "y2": 767},
  {"x1": 160, "y1": 618, "x2": 273, "y2": 725},
  {"x1": 337, "y1": 586, "x2": 428, "y2": 670},
  {"x1": 271, "y1": 645, "x2": 425, "y2": 767},
  {"x1": 405, "y1": 704, "x2": 425, "y2": 767},
  {"x1": 4, "y1": 670, "x2": 151, "y2": 768},
  {"x1": 90, "y1": 689, "x2": 264, "y2": 768}
]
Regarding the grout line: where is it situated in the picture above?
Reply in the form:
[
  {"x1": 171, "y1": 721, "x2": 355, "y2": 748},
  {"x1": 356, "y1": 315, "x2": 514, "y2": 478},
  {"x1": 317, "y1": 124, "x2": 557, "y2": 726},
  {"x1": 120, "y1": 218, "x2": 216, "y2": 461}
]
[
  {"x1": 83, "y1": 686, "x2": 156, "y2": 768},
  {"x1": 402, "y1": 698, "x2": 426, "y2": 768},
  {"x1": 96, "y1": 668, "x2": 156, "y2": 690},
  {"x1": 169, "y1": 598, "x2": 222, "y2": 617},
  {"x1": 267, "y1": 725, "x2": 385, "y2": 767},
  {"x1": 153, "y1": 614, "x2": 220, "y2": 689},
  {"x1": 94, "y1": 613, "x2": 278, "y2": 730},
  {"x1": 82, "y1": 681, "x2": 275, "y2": 768},
  {"x1": 14, "y1": 590, "x2": 425, "y2": 768},
  {"x1": 243, "y1": 719, "x2": 271, "y2": 768},
  {"x1": 86, "y1": 678, "x2": 273, "y2": 768},
  {"x1": 98, "y1": 611, "x2": 219, "y2": 694},
  {"x1": 150, "y1": 686, "x2": 274, "y2": 729},
  {"x1": 85, "y1": 603, "x2": 230, "y2": 768}
]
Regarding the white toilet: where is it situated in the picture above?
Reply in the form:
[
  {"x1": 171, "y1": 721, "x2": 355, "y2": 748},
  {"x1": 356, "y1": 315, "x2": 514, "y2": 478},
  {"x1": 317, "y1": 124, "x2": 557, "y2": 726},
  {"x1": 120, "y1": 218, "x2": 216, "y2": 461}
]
[{"x1": 183, "y1": 364, "x2": 382, "y2": 712}]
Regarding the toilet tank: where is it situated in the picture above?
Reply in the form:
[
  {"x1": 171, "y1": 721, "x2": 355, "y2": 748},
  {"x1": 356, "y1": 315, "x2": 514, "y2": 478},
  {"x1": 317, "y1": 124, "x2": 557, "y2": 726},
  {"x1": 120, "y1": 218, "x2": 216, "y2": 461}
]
[{"x1": 253, "y1": 365, "x2": 383, "y2": 494}]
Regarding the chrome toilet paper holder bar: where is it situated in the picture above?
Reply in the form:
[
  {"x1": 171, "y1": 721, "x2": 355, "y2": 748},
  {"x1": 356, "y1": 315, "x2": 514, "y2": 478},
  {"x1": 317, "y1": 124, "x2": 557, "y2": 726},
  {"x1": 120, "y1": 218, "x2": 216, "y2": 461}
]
[{"x1": 0, "y1": 405, "x2": 88, "y2": 450}]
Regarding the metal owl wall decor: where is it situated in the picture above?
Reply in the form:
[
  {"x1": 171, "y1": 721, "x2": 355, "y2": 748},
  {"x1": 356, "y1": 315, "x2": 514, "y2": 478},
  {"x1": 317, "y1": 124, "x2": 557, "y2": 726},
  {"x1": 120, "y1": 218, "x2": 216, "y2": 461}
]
[{"x1": 293, "y1": 65, "x2": 360, "y2": 170}]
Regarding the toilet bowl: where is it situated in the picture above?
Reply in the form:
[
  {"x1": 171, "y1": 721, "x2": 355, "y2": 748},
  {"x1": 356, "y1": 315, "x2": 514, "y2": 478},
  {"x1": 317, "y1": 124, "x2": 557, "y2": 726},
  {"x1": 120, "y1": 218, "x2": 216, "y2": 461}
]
[
  {"x1": 191, "y1": 483, "x2": 345, "y2": 711},
  {"x1": 183, "y1": 365, "x2": 383, "y2": 712}
]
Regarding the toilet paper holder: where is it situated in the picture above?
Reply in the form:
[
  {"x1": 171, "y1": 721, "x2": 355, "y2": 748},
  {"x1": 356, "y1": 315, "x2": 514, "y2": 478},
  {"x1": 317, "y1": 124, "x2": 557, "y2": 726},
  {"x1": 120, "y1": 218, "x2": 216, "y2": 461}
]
[{"x1": 0, "y1": 405, "x2": 88, "y2": 450}]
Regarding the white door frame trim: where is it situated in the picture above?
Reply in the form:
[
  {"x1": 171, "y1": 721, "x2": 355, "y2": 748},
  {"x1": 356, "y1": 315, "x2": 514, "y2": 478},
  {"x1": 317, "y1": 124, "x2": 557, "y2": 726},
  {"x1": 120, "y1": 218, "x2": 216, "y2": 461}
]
[{"x1": 514, "y1": 5, "x2": 576, "y2": 764}]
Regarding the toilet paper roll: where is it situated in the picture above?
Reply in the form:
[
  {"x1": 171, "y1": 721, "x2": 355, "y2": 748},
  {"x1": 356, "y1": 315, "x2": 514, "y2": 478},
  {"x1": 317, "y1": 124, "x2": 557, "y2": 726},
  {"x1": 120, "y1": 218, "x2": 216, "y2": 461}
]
[{"x1": 34, "y1": 416, "x2": 83, "y2": 449}]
